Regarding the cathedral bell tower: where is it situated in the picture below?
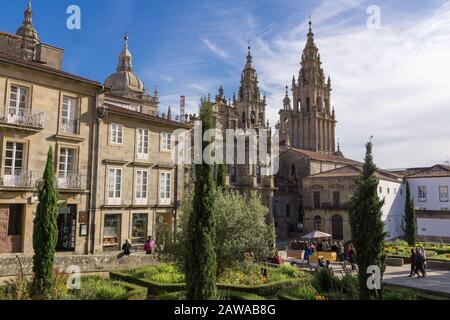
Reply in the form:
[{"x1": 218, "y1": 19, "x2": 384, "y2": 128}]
[
  {"x1": 16, "y1": 0, "x2": 40, "y2": 61},
  {"x1": 285, "y1": 19, "x2": 337, "y2": 154},
  {"x1": 235, "y1": 46, "x2": 267, "y2": 130}
]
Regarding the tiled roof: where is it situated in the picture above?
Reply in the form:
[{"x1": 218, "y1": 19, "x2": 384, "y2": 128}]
[
  {"x1": 288, "y1": 148, "x2": 362, "y2": 166},
  {"x1": 407, "y1": 165, "x2": 450, "y2": 178},
  {"x1": 103, "y1": 104, "x2": 190, "y2": 129},
  {"x1": 307, "y1": 164, "x2": 403, "y2": 182}
]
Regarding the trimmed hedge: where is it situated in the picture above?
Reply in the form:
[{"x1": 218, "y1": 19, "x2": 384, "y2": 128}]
[
  {"x1": 110, "y1": 272, "x2": 185, "y2": 295},
  {"x1": 111, "y1": 280, "x2": 148, "y2": 300},
  {"x1": 110, "y1": 271, "x2": 308, "y2": 297}
]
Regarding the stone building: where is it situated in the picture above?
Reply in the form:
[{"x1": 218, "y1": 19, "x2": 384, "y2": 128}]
[
  {"x1": 0, "y1": 3, "x2": 189, "y2": 256},
  {"x1": 303, "y1": 165, "x2": 405, "y2": 241},
  {"x1": 211, "y1": 47, "x2": 275, "y2": 221},
  {"x1": 91, "y1": 36, "x2": 189, "y2": 253},
  {"x1": 0, "y1": 2, "x2": 103, "y2": 254}
]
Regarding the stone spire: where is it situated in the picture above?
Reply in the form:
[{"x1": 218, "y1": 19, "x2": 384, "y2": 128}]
[
  {"x1": 283, "y1": 85, "x2": 291, "y2": 110},
  {"x1": 117, "y1": 34, "x2": 133, "y2": 72},
  {"x1": 238, "y1": 44, "x2": 260, "y2": 103},
  {"x1": 16, "y1": 0, "x2": 40, "y2": 61},
  {"x1": 245, "y1": 44, "x2": 253, "y2": 69}
]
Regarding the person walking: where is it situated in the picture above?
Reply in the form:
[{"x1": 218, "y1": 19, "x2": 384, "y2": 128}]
[
  {"x1": 415, "y1": 248, "x2": 426, "y2": 278},
  {"x1": 349, "y1": 244, "x2": 356, "y2": 271},
  {"x1": 408, "y1": 249, "x2": 418, "y2": 277},
  {"x1": 144, "y1": 236, "x2": 155, "y2": 255}
]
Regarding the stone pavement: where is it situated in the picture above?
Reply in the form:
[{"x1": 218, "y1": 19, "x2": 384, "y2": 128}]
[{"x1": 383, "y1": 265, "x2": 450, "y2": 296}]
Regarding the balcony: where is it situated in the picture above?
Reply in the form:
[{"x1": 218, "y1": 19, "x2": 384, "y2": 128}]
[
  {"x1": 56, "y1": 174, "x2": 84, "y2": 191},
  {"x1": 0, "y1": 106, "x2": 45, "y2": 131},
  {"x1": 0, "y1": 169, "x2": 34, "y2": 189}
]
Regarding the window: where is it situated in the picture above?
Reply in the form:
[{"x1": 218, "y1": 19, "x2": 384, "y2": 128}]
[
  {"x1": 137, "y1": 129, "x2": 150, "y2": 159},
  {"x1": 440, "y1": 186, "x2": 449, "y2": 202},
  {"x1": 379, "y1": 187, "x2": 383, "y2": 194},
  {"x1": 230, "y1": 165, "x2": 237, "y2": 183},
  {"x1": 132, "y1": 213, "x2": 148, "y2": 243},
  {"x1": 313, "y1": 191, "x2": 321, "y2": 209},
  {"x1": 135, "y1": 170, "x2": 148, "y2": 205},
  {"x1": 9, "y1": 85, "x2": 28, "y2": 109},
  {"x1": 333, "y1": 191, "x2": 341, "y2": 208},
  {"x1": 107, "y1": 168, "x2": 122, "y2": 205},
  {"x1": 61, "y1": 96, "x2": 78, "y2": 134},
  {"x1": 291, "y1": 165, "x2": 296, "y2": 177},
  {"x1": 161, "y1": 132, "x2": 172, "y2": 151},
  {"x1": 159, "y1": 172, "x2": 171, "y2": 205},
  {"x1": 103, "y1": 214, "x2": 121, "y2": 246},
  {"x1": 286, "y1": 204, "x2": 291, "y2": 218},
  {"x1": 8, "y1": 205, "x2": 23, "y2": 236},
  {"x1": 58, "y1": 148, "x2": 75, "y2": 178},
  {"x1": 4, "y1": 142, "x2": 24, "y2": 175},
  {"x1": 111, "y1": 123, "x2": 123, "y2": 144},
  {"x1": 418, "y1": 186, "x2": 427, "y2": 202},
  {"x1": 256, "y1": 165, "x2": 261, "y2": 183},
  {"x1": 387, "y1": 188, "x2": 390, "y2": 194},
  {"x1": 314, "y1": 216, "x2": 322, "y2": 231}
]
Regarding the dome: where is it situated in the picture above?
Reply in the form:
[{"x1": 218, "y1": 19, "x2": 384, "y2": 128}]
[{"x1": 104, "y1": 35, "x2": 145, "y2": 95}]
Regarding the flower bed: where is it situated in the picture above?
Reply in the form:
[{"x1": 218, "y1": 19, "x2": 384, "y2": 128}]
[
  {"x1": 385, "y1": 240, "x2": 450, "y2": 262},
  {"x1": 111, "y1": 262, "x2": 310, "y2": 299},
  {"x1": 0, "y1": 276, "x2": 147, "y2": 301}
]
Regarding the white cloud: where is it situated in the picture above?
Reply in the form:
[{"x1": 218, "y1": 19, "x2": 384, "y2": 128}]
[
  {"x1": 203, "y1": 39, "x2": 230, "y2": 59},
  {"x1": 247, "y1": 1, "x2": 450, "y2": 168}
]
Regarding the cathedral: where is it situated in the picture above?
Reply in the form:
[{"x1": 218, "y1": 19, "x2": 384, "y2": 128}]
[
  {"x1": 274, "y1": 20, "x2": 358, "y2": 239},
  {"x1": 211, "y1": 46, "x2": 275, "y2": 222}
]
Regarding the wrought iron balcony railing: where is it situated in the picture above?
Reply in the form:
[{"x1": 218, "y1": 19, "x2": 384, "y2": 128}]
[
  {"x1": 1, "y1": 106, "x2": 45, "y2": 129},
  {"x1": 0, "y1": 169, "x2": 34, "y2": 188},
  {"x1": 56, "y1": 174, "x2": 84, "y2": 190}
]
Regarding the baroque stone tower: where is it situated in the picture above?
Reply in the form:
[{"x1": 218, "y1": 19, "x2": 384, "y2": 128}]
[
  {"x1": 16, "y1": 0, "x2": 40, "y2": 61},
  {"x1": 211, "y1": 46, "x2": 275, "y2": 223},
  {"x1": 279, "y1": 20, "x2": 339, "y2": 155}
]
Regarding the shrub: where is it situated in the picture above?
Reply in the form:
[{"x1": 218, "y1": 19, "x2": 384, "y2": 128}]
[
  {"x1": 74, "y1": 277, "x2": 128, "y2": 300},
  {"x1": 221, "y1": 290, "x2": 266, "y2": 300},
  {"x1": 312, "y1": 268, "x2": 341, "y2": 293},
  {"x1": 282, "y1": 284, "x2": 318, "y2": 300},
  {"x1": 154, "y1": 291, "x2": 186, "y2": 300},
  {"x1": 131, "y1": 263, "x2": 184, "y2": 284},
  {"x1": 340, "y1": 274, "x2": 359, "y2": 299},
  {"x1": 383, "y1": 288, "x2": 417, "y2": 300}
]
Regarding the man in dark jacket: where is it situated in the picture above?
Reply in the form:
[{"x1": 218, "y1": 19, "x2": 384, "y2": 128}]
[
  {"x1": 122, "y1": 239, "x2": 132, "y2": 256},
  {"x1": 408, "y1": 249, "x2": 417, "y2": 277}
]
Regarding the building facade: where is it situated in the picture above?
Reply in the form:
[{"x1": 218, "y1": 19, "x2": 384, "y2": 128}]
[
  {"x1": 90, "y1": 36, "x2": 189, "y2": 253},
  {"x1": 0, "y1": 2, "x2": 102, "y2": 255},
  {"x1": 211, "y1": 47, "x2": 275, "y2": 222},
  {"x1": 405, "y1": 165, "x2": 450, "y2": 242}
]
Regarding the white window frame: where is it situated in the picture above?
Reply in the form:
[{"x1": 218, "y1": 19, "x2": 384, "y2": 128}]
[
  {"x1": 107, "y1": 168, "x2": 122, "y2": 205},
  {"x1": 161, "y1": 132, "x2": 172, "y2": 151},
  {"x1": 439, "y1": 186, "x2": 449, "y2": 203},
  {"x1": 110, "y1": 123, "x2": 123, "y2": 144},
  {"x1": 61, "y1": 96, "x2": 78, "y2": 134},
  {"x1": 58, "y1": 147, "x2": 76, "y2": 178},
  {"x1": 137, "y1": 128, "x2": 149, "y2": 160},
  {"x1": 9, "y1": 85, "x2": 28, "y2": 110},
  {"x1": 159, "y1": 171, "x2": 172, "y2": 205},
  {"x1": 4, "y1": 141, "x2": 25, "y2": 174},
  {"x1": 135, "y1": 170, "x2": 148, "y2": 205},
  {"x1": 418, "y1": 186, "x2": 427, "y2": 202}
]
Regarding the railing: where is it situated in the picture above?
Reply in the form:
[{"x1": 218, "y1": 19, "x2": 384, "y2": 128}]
[
  {"x1": 305, "y1": 203, "x2": 350, "y2": 211},
  {"x1": 0, "y1": 169, "x2": 34, "y2": 188},
  {"x1": 56, "y1": 174, "x2": 84, "y2": 190},
  {"x1": 1, "y1": 106, "x2": 45, "y2": 128}
]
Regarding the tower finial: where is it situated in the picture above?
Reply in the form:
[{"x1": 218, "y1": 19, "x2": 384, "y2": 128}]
[
  {"x1": 308, "y1": 15, "x2": 312, "y2": 32},
  {"x1": 285, "y1": 85, "x2": 289, "y2": 96},
  {"x1": 124, "y1": 33, "x2": 129, "y2": 48}
]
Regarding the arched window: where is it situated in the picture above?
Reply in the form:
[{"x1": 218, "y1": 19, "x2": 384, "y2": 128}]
[
  {"x1": 297, "y1": 99, "x2": 301, "y2": 112},
  {"x1": 317, "y1": 97, "x2": 322, "y2": 111},
  {"x1": 242, "y1": 112, "x2": 246, "y2": 124},
  {"x1": 314, "y1": 215, "x2": 322, "y2": 231},
  {"x1": 306, "y1": 97, "x2": 311, "y2": 112},
  {"x1": 251, "y1": 111, "x2": 256, "y2": 124},
  {"x1": 286, "y1": 204, "x2": 291, "y2": 218},
  {"x1": 332, "y1": 215, "x2": 343, "y2": 240}
]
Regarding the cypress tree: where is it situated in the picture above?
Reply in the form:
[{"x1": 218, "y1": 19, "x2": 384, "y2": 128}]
[
  {"x1": 349, "y1": 141, "x2": 387, "y2": 300},
  {"x1": 216, "y1": 164, "x2": 227, "y2": 189},
  {"x1": 402, "y1": 181, "x2": 416, "y2": 246},
  {"x1": 32, "y1": 147, "x2": 59, "y2": 297},
  {"x1": 184, "y1": 98, "x2": 217, "y2": 300}
]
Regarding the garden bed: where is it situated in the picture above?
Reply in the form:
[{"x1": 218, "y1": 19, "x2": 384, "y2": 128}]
[{"x1": 111, "y1": 262, "x2": 311, "y2": 299}]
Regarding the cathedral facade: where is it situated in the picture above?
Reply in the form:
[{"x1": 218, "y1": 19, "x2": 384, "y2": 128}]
[{"x1": 211, "y1": 47, "x2": 275, "y2": 222}]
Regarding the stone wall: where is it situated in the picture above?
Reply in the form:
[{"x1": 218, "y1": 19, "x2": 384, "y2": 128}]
[{"x1": 0, "y1": 253, "x2": 155, "y2": 278}]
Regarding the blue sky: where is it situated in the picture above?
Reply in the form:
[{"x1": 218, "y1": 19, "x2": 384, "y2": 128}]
[{"x1": 1, "y1": 0, "x2": 450, "y2": 168}]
